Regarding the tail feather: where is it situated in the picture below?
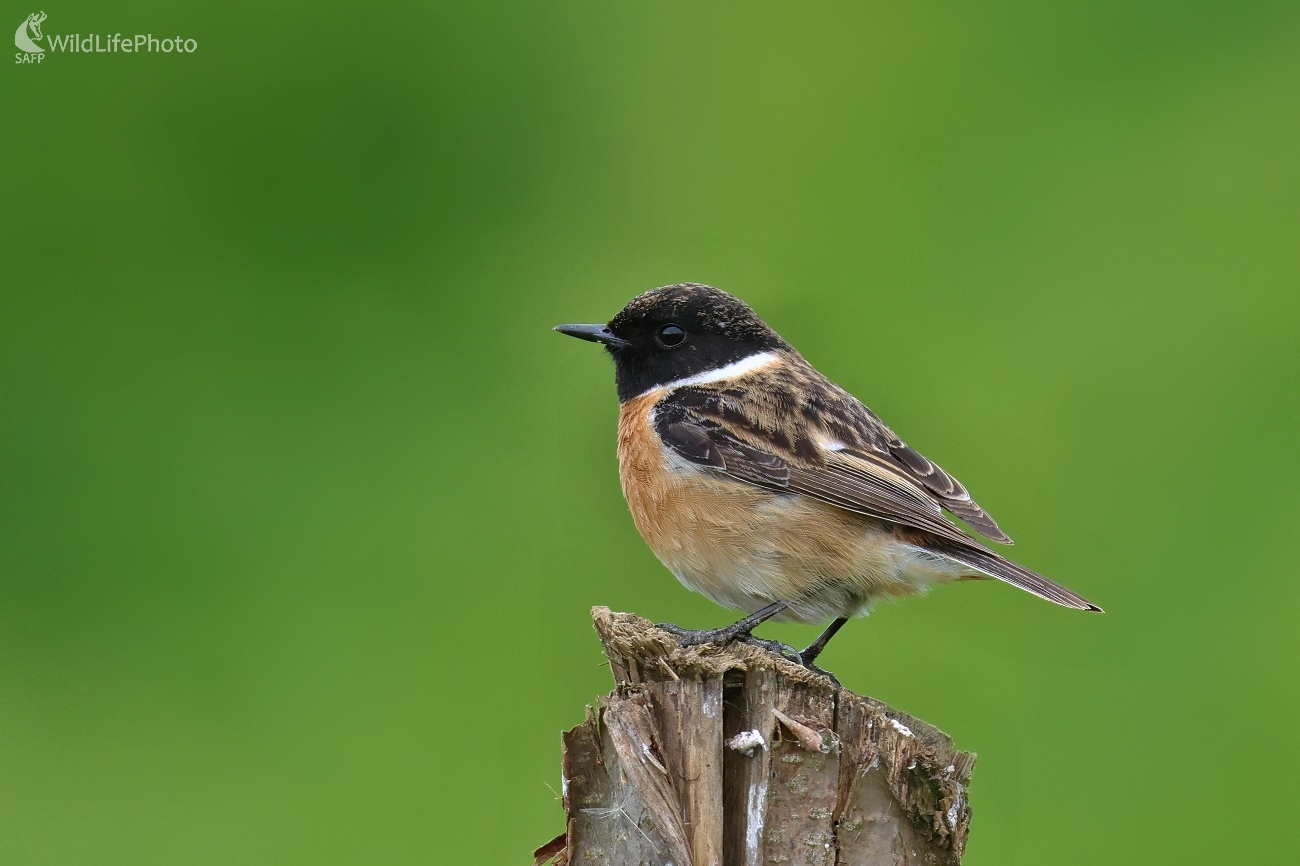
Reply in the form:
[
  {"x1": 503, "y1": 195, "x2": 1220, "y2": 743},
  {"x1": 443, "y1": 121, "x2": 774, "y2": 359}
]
[{"x1": 944, "y1": 547, "x2": 1102, "y2": 612}]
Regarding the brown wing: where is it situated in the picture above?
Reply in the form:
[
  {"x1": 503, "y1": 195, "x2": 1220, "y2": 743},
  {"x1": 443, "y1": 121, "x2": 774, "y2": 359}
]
[
  {"x1": 658, "y1": 412, "x2": 982, "y2": 551},
  {"x1": 655, "y1": 387, "x2": 1101, "y2": 611},
  {"x1": 665, "y1": 364, "x2": 1014, "y2": 544},
  {"x1": 844, "y1": 409, "x2": 1013, "y2": 544}
]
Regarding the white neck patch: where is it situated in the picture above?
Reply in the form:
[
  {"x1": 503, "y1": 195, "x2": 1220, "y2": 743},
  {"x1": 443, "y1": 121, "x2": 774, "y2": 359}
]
[{"x1": 657, "y1": 351, "x2": 780, "y2": 391}]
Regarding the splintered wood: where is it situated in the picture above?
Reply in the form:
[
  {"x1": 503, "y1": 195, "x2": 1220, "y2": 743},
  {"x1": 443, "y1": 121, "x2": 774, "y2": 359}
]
[{"x1": 535, "y1": 608, "x2": 976, "y2": 866}]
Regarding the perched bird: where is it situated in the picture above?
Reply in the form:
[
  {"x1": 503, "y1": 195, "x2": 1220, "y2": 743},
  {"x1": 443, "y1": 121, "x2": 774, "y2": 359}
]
[{"x1": 556, "y1": 283, "x2": 1101, "y2": 675}]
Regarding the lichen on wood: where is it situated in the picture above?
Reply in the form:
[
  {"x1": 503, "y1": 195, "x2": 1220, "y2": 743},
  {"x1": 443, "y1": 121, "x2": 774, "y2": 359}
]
[{"x1": 535, "y1": 607, "x2": 976, "y2": 866}]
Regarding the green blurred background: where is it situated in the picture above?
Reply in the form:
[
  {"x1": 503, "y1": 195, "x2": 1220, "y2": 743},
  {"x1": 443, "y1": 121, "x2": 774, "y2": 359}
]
[{"x1": 3, "y1": 1, "x2": 1298, "y2": 863}]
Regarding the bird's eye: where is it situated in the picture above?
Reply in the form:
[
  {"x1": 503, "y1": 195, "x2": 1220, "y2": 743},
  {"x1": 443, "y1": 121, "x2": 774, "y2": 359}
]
[{"x1": 657, "y1": 324, "x2": 686, "y2": 348}]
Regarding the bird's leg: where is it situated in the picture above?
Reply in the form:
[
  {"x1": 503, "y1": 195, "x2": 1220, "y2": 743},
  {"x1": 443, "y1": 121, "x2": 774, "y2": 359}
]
[
  {"x1": 800, "y1": 616, "x2": 849, "y2": 666},
  {"x1": 656, "y1": 602, "x2": 788, "y2": 647},
  {"x1": 740, "y1": 610, "x2": 852, "y2": 680},
  {"x1": 774, "y1": 616, "x2": 848, "y2": 687}
]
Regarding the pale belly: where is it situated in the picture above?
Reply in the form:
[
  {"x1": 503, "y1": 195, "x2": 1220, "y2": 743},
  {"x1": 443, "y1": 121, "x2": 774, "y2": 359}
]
[{"x1": 617, "y1": 398, "x2": 967, "y2": 624}]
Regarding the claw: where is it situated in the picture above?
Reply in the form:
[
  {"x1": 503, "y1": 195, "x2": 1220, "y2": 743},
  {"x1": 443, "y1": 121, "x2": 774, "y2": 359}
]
[{"x1": 740, "y1": 636, "x2": 804, "y2": 665}]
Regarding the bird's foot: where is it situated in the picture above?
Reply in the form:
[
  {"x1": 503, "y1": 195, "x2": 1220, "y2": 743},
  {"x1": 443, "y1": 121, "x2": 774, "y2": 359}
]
[
  {"x1": 655, "y1": 623, "x2": 842, "y2": 687},
  {"x1": 740, "y1": 635, "x2": 805, "y2": 665},
  {"x1": 655, "y1": 620, "x2": 757, "y2": 647},
  {"x1": 655, "y1": 603, "x2": 789, "y2": 650}
]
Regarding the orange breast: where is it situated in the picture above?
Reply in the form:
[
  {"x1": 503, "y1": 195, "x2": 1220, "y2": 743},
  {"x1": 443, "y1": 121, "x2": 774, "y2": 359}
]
[
  {"x1": 616, "y1": 392, "x2": 818, "y2": 615},
  {"x1": 617, "y1": 393, "x2": 759, "y2": 563},
  {"x1": 616, "y1": 392, "x2": 685, "y2": 556}
]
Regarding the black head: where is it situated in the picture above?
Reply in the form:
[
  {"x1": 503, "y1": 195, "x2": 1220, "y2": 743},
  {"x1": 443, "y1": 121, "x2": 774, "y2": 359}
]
[{"x1": 555, "y1": 283, "x2": 789, "y2": 401}]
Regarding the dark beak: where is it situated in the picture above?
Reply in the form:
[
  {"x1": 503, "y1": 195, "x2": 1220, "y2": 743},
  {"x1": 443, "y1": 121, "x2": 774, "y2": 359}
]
[{"x1": 553, "y1": 323, "x2": 631, "y2": 348}]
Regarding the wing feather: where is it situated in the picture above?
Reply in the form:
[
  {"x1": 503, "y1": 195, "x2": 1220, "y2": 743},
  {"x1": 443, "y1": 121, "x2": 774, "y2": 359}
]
[
  {"x1": 671, "y1": 374, "x2": 1013, "y2": 542},
  {"x1": 654, "y1": 390, "x2": 1099, "y2": 612}
]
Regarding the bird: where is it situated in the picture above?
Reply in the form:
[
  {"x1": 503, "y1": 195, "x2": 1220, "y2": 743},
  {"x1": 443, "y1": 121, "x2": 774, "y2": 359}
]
[{"x1": 555, "y1": 283, "x2": 1101, "y2": 677}]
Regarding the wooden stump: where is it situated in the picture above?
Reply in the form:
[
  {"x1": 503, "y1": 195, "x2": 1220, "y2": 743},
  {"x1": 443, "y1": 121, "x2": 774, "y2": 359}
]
[{"x1": 534, "y1": 607, "x2": 976, "y2": 866}]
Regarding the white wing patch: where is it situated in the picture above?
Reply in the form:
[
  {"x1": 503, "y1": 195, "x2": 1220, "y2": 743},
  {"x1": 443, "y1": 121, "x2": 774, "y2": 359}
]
[{"x1": 816, "y1": 433, "x2": 848, "y2": 452}]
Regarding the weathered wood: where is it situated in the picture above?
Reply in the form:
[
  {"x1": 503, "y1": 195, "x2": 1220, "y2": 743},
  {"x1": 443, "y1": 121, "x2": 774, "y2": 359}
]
[{"x1": 536, "y1": 607, "x2": 976, "y2": 866}]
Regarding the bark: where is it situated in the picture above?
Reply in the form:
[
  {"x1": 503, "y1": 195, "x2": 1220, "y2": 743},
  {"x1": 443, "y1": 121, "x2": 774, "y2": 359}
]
[{"x1": 535, "y1": 607, "x2": 976, "y2": 866}]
